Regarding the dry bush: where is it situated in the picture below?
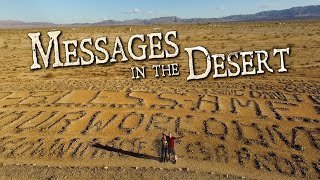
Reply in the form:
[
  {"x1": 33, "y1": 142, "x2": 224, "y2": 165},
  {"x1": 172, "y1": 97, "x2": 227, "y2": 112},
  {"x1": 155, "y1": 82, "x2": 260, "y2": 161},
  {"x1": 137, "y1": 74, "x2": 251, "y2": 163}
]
[
  {"x1": 286, "y1": 43, "x2": 295, "y2": 48},
  {"x1": 185, "y1": 35, "x2": 191, "y2": 41},
  {"x1": 42, "y1": 72, "x2": 54, "y2": 78}
]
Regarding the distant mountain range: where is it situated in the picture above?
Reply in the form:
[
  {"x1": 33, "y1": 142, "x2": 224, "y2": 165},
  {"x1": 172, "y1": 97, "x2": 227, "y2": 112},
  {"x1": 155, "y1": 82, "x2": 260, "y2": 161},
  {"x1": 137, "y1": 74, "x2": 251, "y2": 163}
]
[{"x1": 0, "y1": 5, "x2": 319, "y2": 28}]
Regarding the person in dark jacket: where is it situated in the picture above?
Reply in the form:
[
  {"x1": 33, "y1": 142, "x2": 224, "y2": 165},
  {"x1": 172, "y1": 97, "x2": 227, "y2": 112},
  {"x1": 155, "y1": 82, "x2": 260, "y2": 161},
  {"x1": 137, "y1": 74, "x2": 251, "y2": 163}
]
[{"x1": 160, "y1": 134, "x2": 168, "y2": 162}]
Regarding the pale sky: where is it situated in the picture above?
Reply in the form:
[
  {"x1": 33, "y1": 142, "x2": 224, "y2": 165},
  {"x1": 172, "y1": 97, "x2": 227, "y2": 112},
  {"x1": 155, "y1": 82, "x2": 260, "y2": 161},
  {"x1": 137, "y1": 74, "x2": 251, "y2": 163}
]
[{"x1": 0, "y1": 0, "x2": 319, "y2": 23}]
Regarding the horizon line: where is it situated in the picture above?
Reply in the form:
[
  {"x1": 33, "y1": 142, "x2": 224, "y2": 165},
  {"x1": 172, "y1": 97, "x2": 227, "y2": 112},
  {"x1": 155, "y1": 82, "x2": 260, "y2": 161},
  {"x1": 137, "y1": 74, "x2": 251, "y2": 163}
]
[{"x1": 0, "y1": 4, "x2": 319, "y2": 25}]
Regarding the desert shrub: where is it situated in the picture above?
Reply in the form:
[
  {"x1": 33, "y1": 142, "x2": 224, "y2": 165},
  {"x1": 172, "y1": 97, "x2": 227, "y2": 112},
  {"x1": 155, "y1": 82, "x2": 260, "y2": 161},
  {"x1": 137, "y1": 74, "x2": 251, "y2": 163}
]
[
  {"x1": 185, "y1": 35, "x2": 191, "y2": 41},
  {"x1": 2, "y1": 41, "x2": 8, "y2": 49},
  {"x1": 43, "y1": 72, "x2": 54, "y2": 78},
  {"x1": 286, "y1": 43, "x2": 295, "y2": 48}
]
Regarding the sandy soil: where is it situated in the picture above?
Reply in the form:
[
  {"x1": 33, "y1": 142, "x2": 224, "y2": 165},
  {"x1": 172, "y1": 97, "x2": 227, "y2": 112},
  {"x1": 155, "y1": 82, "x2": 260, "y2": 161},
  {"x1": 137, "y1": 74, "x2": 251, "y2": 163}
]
[{"x1": 0, "y1": 21, "x2": 319, "y2": 179}]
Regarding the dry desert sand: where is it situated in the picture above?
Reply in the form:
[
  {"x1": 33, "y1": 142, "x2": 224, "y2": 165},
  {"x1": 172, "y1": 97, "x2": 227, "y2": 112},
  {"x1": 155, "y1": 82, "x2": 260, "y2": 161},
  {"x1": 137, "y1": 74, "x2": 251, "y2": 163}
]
[{"x1": 0, "y1": 21, "x2": 319, "y2": 179}]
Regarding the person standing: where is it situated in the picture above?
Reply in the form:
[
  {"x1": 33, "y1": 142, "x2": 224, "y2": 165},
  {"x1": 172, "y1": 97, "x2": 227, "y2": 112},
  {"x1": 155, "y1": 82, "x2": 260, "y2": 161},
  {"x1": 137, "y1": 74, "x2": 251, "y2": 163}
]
[
  {"x1": 165, "y1": 132, "x2": 184, "y2": 164},
  {"x1": 160, "y1": 134, "x2": 168, "y2": 162}
]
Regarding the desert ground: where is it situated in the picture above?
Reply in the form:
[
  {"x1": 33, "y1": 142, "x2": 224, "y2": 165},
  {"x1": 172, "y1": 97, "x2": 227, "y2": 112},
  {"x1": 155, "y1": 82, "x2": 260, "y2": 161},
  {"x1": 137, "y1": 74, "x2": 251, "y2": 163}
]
[{"x1": 0, "y1": 21, "x2": 319, "y2": 179}]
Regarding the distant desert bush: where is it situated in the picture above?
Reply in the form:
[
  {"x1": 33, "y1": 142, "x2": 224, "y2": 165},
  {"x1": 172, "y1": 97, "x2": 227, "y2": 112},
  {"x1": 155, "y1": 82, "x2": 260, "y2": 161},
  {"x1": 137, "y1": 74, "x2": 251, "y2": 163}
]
[
  {"x1": 286, "y1": 43, "x2": 295, "y2": 48},
  {"x1": 1, "y1": 41, "x2": 8, "y2": 49},
  {"x1": 42, "y1": 72, "x2": 54, "y2": 78},
  {"x1": 185, "y1": 35, "x2": 191, "y2": 41}
]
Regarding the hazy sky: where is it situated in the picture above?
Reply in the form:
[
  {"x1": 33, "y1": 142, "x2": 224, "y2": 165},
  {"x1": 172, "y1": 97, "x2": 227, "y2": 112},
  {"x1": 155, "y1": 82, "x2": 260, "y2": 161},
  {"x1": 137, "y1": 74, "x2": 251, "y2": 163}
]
[{"x1": 0, "y1": 0, "x2": 319, "y2": 23}]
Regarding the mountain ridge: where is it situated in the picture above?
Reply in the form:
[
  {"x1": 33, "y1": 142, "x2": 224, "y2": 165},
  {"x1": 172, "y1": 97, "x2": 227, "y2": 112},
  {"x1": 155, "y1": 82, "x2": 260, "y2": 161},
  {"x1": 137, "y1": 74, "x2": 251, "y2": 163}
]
[{"x1": 0, "y1": 5, "x2": 319, "y2": 28}]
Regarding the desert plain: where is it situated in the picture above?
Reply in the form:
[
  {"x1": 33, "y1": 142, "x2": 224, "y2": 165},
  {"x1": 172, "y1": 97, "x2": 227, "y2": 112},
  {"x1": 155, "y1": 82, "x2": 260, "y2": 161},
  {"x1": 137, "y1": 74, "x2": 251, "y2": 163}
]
[{"x1": 0, "y1": 20, "x2": 319, "y2": 179}]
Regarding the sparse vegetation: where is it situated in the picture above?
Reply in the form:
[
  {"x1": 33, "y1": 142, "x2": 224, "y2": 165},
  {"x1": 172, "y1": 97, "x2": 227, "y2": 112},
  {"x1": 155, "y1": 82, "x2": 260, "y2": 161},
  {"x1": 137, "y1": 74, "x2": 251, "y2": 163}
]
[
  {"x1": 286, "y1": 43, "x2": 295, "y2": 48},
  {"x1": 0, "y1": 20, "x2": 319, "y2": 180},
  {"x1": 185, "y1": 35, "x2": 191, "y2": 41},
  {"x1": 42, "y1": 72, "x2": 54, "y2": 78}
]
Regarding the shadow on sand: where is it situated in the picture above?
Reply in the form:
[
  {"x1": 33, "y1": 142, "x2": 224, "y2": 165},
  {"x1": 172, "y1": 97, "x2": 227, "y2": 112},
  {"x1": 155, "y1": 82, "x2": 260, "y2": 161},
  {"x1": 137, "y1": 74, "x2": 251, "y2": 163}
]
[{"x1": 92, "y1": 143, "x2": 159, "y2": 161}]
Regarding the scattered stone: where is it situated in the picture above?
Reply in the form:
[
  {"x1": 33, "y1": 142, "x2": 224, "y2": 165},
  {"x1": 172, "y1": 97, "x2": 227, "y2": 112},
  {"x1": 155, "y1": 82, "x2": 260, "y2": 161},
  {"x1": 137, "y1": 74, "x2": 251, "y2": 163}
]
[{"x1": 181, "y1": 168, "x2": 189, "y2": 171}]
